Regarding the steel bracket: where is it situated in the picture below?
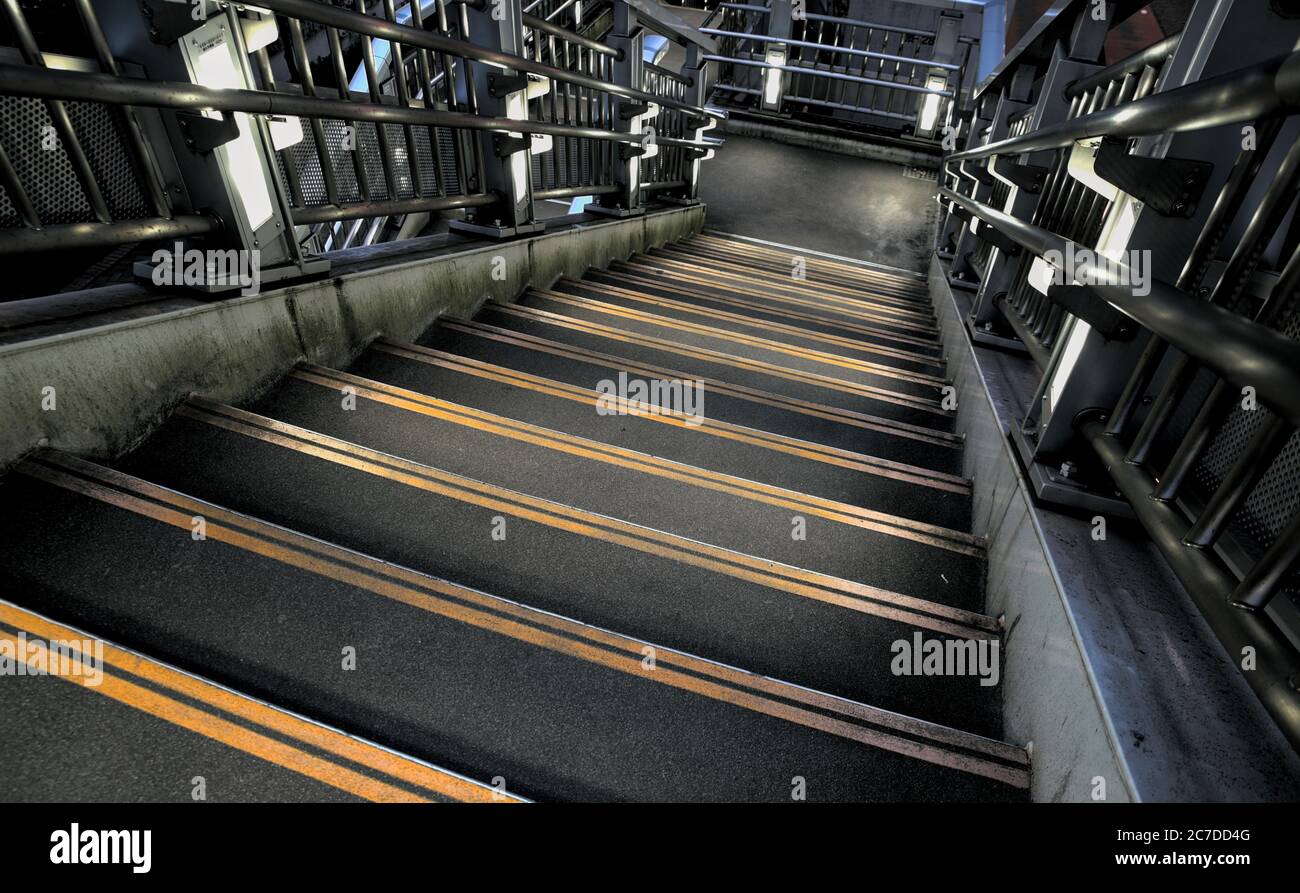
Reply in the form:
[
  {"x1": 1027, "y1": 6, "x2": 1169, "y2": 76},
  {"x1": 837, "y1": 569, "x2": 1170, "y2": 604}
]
[
  {"x1": 488, "y1": 72, "x2": 530, "y2": 97},
  {"x1": 492, "y1": 133, "x2": 531, "y2": 157},
  {"x1": 1094, "y1": 137, "x2": 1214, "y2": 217},
  {"x1": 991, "y1": 156, "x2": 1049, "y2": 194},
  {"x1": 1046, "y1": 283, "x2": 1138, "y2": 341},
  {"x1": 975, "y1": 223, "x2": 1022, "y2": 257},
  {"x1": 176, "y1": 111, "x2": 238, "y2": 154},
  {"x1": 142, "y1": 0, "x2": 214, "y2": 45},
  {"x1": 618, "y1": 102, "x2": 650, "y2": 121}
]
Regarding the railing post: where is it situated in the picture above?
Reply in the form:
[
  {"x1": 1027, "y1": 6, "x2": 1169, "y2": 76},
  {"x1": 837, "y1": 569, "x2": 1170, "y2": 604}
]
[
  {"x1": 761, "y1": 0, "x2": 791, "y2": 112},
  {"x1": 590, "y1": 0, "x2": 646, "y2": 217},
  {"x1": 677, "y1": 49, "x2": 715, "y2": 202},
  {"x1": 966, "y1": 62, "x2": 1036, "y2": 332},
  {"x1": 450, "y1": 0, "x2": 545, "y2": 238},
  {"x1": 918, "y1": 10, "x2": 962, "y2": 140},
  {"x1": 946, "y1": 95, "x2": 994, "y2": 287}
]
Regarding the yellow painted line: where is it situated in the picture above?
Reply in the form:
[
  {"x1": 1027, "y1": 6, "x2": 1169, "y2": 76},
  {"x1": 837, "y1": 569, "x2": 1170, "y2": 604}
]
[
  {"x1": 618, "y1": 258, "x2": 937, "y2": 336},
  {"x1": 530, "y1": 288, "x2": 947, "y2": 389},
  {"x1": 486, "y1": 300, "x2": 949, "y2": 415},
  {"x1": 656, "y1": 244, "x2": 932, "y2": 307},
  {"x1": 294, "y1": 362, "x2": 982, "y2": 555},
  {"x1": 558, "y1": 277, "x2": 945, "y2": 369},
  {"x1": 363, "y1": 340, "x2": 970, "y2": 492},
  {"x1": 599, "y1": 266, "x2": 942, "y2": 350},
  {"x1": 22, "y1": 454, "x2": 1028, "y2": 787},
  {"x1": 671, "y1": 246, "x2": 931, "y2": 299},
  {"x1": 178, "y1": 398, "x2": 994, "y2": 636},
  {"x1": 633, "y1": 253, "x2": 938, "y2": 326},
  {"x1": 661, "y1": 241, "x2": 935, "y2": 306},
  {"x1": 0, "y1": 629, "x2": 434, "y2": 803},
  {"x1": 438, "y1": 318, "x2": 961, "y2": 448},
  {"x1": 690, "y1": 233, "x2": 932, "y2": 294},
  {"x1": 0, "y1": 602, "x2": 511, "y2": 803}
]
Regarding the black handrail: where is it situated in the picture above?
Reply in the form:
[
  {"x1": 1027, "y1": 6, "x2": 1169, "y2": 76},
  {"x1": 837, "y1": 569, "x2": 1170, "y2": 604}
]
[
  {"x1": 939, "y1": 187, "x2": 1300, "y2": 430},
  {"x1": 255, "y1": 0, "x2": 718, "y2": 117},
  {"x1": 950, "y1": 48, "x2": 1300, "y2": 164},
  {"x1": 1063, "y1": 33, "x2": 1180, "y2": 99}
]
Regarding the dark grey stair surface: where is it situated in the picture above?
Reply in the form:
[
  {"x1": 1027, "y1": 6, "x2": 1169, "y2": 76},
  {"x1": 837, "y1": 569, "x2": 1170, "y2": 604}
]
[
  {"x1": 339, "y1": 343, "x2": 973, "y2": 530},
  {"x1": 421, "y1": 316, "x2": 963, "y2": 471},
  {"x1": 471, "y1": 300, "x2": 952, "y2": 429},
  {"x1": 0, "y1": 229, "x2": 1028, "y2": 802}
]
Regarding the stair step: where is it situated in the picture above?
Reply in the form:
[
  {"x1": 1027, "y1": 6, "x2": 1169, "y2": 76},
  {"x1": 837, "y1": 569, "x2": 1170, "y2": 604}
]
[
  {"x1": 668, "y1": 241, "x2": 931, "y2": 302},
  {"x1": 424, "y1": 317, "x2": 964, "y2": 472},
  {"x1": 549, "y1": 276, "x2": 945, "y2": 375},
  {"x1": 650, "y1": 243, "x2": 933, "y2": 309},
  {"x1": 516, "y1": 290, "x2": 948, "y2": 401},
  {"x1": 0, "y1": 599, "x2": 505, "y2": 802},
  {"x1": 474, "y1": 300, "x2": 953, "y2": 427},
  {"x1": 690, "y1": 231, "x2": 931, "y2": 297},
  {"x1": 108, "y1": 398, "x2": 996, "y2": 733},
  {"x1": 631, "y1": 250, "x2": 938, "y2": 329},
  {"x1": 248, "y1": 365, "x2": 984, "y2": 607},
  {"x1": 341, "y1": 340, "x2": 973, "y2": 529},
  {"x1": 0, "y1": 453, "x2": 1028, "y2": 801},
  {"x1": 593, "y1": 264, "x2": 944, "y2": 354}
]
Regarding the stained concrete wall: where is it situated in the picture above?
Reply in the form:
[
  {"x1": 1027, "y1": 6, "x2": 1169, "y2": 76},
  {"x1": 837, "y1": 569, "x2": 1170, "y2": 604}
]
[
  {"x1": 0, "y1": 205, "x2": 704, "y2": 473},
  {"x1": 930, "y1": 257, "x2": 1134, "y2": 803}
]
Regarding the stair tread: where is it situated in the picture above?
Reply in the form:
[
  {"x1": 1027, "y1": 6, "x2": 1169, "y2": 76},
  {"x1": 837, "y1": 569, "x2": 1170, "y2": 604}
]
[
  {"x1": 425, "y1": 318, "x2": 964, "y2": 473},
  {"x1": 0, "y1": 455, "x2": 1026, "y2": 802},
  {"x1": 592, "y1": 265, "x2": 944, "y2": 354},
  {"x1": 650, "y1": 243, "x2": 934, "y2": 307},
  {"x1": 550, "y1": 276, "x2": 946, "y2": 376},
  {"x1": 341, "y1": 344, "x2": 972, "y2": 529},
  {"x1": 692, "y1": 231, "x2": 931, "y2": 293},
  {"x1": 0, "y1": 600, "x2": 498, "y2": 803},
  {"x1": 473, "y1": 301, "x2": 955, "y2": 428},
  {"x1": 252, "y1": 368, "x2": 985, "y2": 607}
]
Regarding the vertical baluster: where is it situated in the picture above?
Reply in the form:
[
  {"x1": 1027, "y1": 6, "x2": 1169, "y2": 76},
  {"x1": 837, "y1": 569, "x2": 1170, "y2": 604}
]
[
  {"x1": 326, "y1": 27, "x2": 372, "y2": 203},
  {"x1": 286, "y1": 18, "x2": 340, "y2": 207}
]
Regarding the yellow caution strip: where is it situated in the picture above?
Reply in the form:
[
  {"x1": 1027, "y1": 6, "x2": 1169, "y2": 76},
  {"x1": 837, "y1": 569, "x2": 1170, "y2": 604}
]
[
  {"x1": 0, "y1": 602, "x2": 513, "y2": 802},
  {"x1": 18, "y1": 453, "x2": 1029, "y2": 788}
]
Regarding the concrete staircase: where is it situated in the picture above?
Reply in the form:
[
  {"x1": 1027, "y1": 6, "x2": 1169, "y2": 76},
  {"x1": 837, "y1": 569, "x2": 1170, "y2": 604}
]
[{"x1": 0, "y1": 231, "x2": 1029, "y2": 801}]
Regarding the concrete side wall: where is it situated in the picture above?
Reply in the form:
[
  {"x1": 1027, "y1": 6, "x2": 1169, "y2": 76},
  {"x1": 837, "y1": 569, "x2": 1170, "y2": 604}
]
[
  {"x1": 929, "y1": 257, "x2": 1134, "y2": 803},
  {"x1": 0, "y1": 205, "x2": 705, "y2": 472}
]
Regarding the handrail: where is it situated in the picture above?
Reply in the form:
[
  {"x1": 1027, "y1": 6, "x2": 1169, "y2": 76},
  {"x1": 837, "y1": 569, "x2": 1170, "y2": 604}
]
[
  {"x1": 619, "y1": 0, "x2": 717, "y2": 52},
  {"x1": 523, "y1": 11, "x2": 621, "y2": 58},
  {"x1": 1063, "y1": 33, "x2": 1180, "y2": 98},
  {"x1": 939, "y1": 187, "x2": 1300, "y2": 429},
  {"x1": 252, "y1": 0, "x2": 719, "y2": 118},
  {"x1": 948, "y1": 48, "x2": 1300, "y2": 164},
  {"x1": 0, "y1": 62, "x2": 650, "y2": 144},
  {"x1": 699, "y1": 27, "x2": 961, "y2": 71},
  {"x1": 703, "y1": 55, "x2": 953, "y2": 97}
]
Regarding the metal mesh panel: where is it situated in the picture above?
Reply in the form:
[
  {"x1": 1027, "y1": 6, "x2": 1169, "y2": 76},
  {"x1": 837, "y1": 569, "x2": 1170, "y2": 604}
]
[
  {"x1": 0, "y1": 96, "x2": 149, "y2": 227},
  {"x1": 1194, "y1": 308, "x2": 1300, "y2": 559},
  {"x1": 277, "y1": 117, "x2": 464, "y2": 207}
]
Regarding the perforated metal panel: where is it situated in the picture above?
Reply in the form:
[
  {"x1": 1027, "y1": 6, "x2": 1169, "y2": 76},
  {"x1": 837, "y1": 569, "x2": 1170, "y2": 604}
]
[
  {"x1": 277, "y1": 118, "x2": 465, "y2": 207},
  {"x1": 1193, "y1": 292, "x2": 1300, "y2": 601},
  {"x1": 0, "y1": 96, "x2": 149, "y2": 227}
]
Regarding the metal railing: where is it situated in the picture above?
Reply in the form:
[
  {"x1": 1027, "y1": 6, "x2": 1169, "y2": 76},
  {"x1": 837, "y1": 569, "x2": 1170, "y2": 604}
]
[
  {"x1": 0, "y1": 0, "x2": 719, "y2": 273},
  {"x1": 935, "y1": 0, "x2": 1300, "y2": 749},
  {"x1": 700, "y1": 0, "x2": 978, "y2": 144}
]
